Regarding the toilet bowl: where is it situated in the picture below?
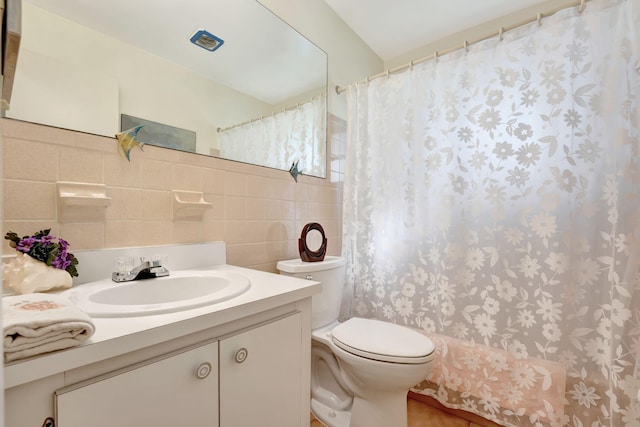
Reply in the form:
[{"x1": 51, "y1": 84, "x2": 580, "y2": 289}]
[{"x1": 277, "y1": 257, "x2": 435, "y2": 427}]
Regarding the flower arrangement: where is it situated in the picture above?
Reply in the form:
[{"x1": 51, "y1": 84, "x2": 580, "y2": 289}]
[{"x1": 5, "y1": 229, "x2": 79, "y2": 277}]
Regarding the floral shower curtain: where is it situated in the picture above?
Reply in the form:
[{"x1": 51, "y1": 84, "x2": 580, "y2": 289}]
[
  {"x1": 218, "y1": 95, "x2": 326, "y2": 177},
  {"x1": 342, "y1": 1, "x2": 640, "y2": 426}
]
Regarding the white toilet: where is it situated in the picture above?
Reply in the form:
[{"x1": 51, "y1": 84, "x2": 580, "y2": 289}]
[{"x1": 277, "y1": 256, "x2": 435, "y2": 427}]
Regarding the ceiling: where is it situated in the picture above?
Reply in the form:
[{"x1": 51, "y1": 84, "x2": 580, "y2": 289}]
[
  {"x1": 22, "y1": 0, "x2": 327, "y2": 104},
  {"x1": 322, "y1": 0, "x2": 554, "y2": 61}
]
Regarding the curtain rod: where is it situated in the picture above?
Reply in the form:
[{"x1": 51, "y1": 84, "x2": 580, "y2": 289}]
[
  {"x1": 335, "y1": 0, "x2": 587, "y2": 95},
  {"x1": 217, "y1": 93, "x2": 326, "y2": 133}
]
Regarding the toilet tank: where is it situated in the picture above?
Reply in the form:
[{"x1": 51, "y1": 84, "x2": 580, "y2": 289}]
[{"x1": 277, "y1": 256, "x2": 346, "y2": 329}]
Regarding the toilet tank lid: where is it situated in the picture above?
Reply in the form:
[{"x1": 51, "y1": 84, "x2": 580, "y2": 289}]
[
  {"x1": 277, "y1": 256, "x2": 345, "y2": 273},
  {"x1": 331, "y1": 317, "x2": 435, "y2": 360}
]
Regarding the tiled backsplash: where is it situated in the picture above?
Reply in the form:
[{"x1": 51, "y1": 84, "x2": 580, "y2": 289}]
[{"x1": 1, "y1": 116, "x2": 345, "y2": 272}]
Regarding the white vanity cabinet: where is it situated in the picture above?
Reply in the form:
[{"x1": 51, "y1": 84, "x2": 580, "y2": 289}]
[
  {"x1": 220, "y1": 312, "x2": 302, "y2": 426},
  {"x1": 46, "y1": 311, "x2": 305, "y2": 427},
  {"x1": 55, "y1": 341, "x2": 219, "y2": 427}
]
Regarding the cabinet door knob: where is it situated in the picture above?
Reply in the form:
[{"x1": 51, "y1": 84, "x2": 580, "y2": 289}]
[
  {"x1": 234, "y1": 347, "x2": 248, "y2": 364},
  {"x1": 195, "y1": 362, "x2": 212, "y2": 379}
]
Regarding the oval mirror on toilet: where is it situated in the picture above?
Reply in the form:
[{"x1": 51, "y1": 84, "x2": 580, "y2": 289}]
[{"x1": 299, "y1": 222, "x2": 327, "y2": 262}]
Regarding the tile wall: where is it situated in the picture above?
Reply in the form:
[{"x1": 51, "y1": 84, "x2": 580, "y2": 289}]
[{"x1": 1, "y1": 115, "x2": 346, "y2": 272}]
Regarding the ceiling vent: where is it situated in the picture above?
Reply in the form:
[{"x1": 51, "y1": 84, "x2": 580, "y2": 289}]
[{"x1": 190, "y1": 29, "x2": 224, "y2": 52}]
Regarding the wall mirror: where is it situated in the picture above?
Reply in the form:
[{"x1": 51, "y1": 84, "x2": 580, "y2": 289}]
[{"x1": 6, "y1": 0, "x2": 328, "y2": 177}]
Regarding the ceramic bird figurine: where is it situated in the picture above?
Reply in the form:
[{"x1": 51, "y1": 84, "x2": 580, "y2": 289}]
[{"x1": 116, "y1": 125, "x2": 145, "y2": 161}]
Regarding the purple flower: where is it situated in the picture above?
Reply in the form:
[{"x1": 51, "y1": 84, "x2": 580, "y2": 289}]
[
  {"x1": 40, "y1": 235, "x2": 55, "y2": 247},
  {"x1": 16, "y1": 237, "x2": 37, "y2": 253},
  {"x1": 4, "y1": 229, "x2": 79, "y2": 277},
  {"x1": 52, "y1": 254, "x2": 72, "y2": 270}
]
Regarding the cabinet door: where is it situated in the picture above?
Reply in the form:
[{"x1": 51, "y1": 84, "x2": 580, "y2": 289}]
[
  {"x1": 219, "y1": 312, "x2": 302, "y2": 427},
  {"x1": 55, "y1": 341, "x2": 219, "y2": 427}
]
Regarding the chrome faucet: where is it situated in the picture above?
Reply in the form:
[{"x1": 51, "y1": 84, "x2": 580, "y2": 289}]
[{"x1": 112, "y1": 257, "x2": 170, "y2": 282}]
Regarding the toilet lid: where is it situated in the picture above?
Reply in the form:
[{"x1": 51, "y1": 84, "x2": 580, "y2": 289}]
[{"x1": 331, "y1": 318, "x2": 435, "y2": 364}]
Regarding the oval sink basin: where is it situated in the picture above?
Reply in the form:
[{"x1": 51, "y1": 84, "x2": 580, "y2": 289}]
[{"x1": 66, "y1": 270, "x2": 250, "y2": 317}]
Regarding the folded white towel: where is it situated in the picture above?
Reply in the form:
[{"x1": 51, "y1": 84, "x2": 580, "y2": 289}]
[{"x1": 3, "y1": 293, "x2": 95, "y2": 362}]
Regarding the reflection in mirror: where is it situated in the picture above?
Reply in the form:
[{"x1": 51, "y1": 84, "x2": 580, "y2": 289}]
[
  {"x1": 305, "y1": 229, "x2": 325, "y2": 253},
  {"x1": 6, "y1": 0, "x2": 328, "y2": 177},
  {"x1": 218, "y1": 95, "x2": 326, "y2": 177}
]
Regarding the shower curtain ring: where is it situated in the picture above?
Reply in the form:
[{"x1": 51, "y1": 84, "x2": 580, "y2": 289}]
[
  {"x1": 386, "y1": 69, "x2": 390, "y2": 78},
  {"x1": 463, "y1": 40, "x2": 469, "y2": 52},
  {"x1": 498, "y1": 27, "x2": 504, "y2": 41},
  {"x1": 434, "y1": 51, "x2": 439, "y2": 61},
  {"x1": 410, "y1": 60, "x2": 414, "y2": 70},
  {"x1": 537, "y1": 13, "x2": 543, "y2": 25}
]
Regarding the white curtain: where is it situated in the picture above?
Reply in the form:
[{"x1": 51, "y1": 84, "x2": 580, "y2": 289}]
[
  {"x1": 218, "y1": 95, "x2": 326, "y2": 177},
  {"x1": 342, "y1": 1, "x2": 640, "y2": 426}
]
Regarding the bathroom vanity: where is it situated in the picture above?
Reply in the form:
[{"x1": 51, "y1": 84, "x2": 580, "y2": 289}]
[{"x1": 3, "y1": 243, "x2": 320, "y2": 427}]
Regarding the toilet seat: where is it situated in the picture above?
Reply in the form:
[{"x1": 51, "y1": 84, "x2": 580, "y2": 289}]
[{"x1": 331, "y1": 318, "x2": 435, "y2": 364}]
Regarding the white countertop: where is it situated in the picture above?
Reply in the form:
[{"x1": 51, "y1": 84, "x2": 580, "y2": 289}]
[{"x1": 4, "y1": 264, "x2": 321, "y2": 389}]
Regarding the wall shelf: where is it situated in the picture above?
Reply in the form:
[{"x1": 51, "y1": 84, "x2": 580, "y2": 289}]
[
  {"x1": 172, "y1": 190, "x2": 212, "y2": 220},
  {"x1": 57, "y1": 182, "x2": 111, "y2": 222}
]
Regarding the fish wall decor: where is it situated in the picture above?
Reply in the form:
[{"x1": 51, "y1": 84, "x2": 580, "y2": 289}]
[{"x1": 115, "y1": 125, "x2": 145, "y2": 161}]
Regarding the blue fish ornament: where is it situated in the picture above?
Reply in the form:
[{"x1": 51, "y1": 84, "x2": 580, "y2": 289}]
[
  {"x1": 289, "y1": 160, "x2": 303, "y2": 182},
  {"x1": 116, "y1": 125, "x2": 145, "y2": 161}
]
